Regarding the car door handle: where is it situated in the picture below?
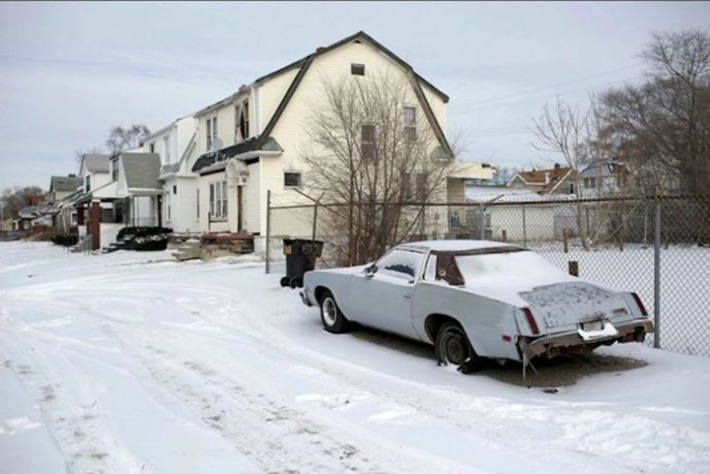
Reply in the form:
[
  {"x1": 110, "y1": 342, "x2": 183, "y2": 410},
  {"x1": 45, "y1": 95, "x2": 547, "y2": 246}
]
[{"x1": 403, "y1": 292, "x2": 412, "y2": 299}]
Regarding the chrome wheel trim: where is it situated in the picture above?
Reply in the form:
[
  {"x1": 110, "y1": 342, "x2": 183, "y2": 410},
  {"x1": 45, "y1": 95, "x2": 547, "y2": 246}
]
[{"x1": 322, "y1": 297, "x2": 337, "y2": 327}]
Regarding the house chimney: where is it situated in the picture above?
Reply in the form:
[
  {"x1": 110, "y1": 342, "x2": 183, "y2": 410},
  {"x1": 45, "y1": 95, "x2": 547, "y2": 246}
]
[{"x1": 544, "y1": 172, "x2": 550, "y2": 184}]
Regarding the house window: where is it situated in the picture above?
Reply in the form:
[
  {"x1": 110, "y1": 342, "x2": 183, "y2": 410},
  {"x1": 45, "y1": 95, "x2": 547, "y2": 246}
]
[
  {"x1": 209, "y1": 180, "x2": 228, "y2": 219},
  {"x1": 111, "y1": 160, "x2": 118, "y2": 181},
  {"x1": 237, "y1": 101, "x2": 250, "y2": 141},
  {"x1": 71, "y1": 212, "x2": 77, "y2": 225},
  {"x1": 164, "y1": 136, "x2": 170, "y2": 163},
  {"x1": 167, "y1": 203, "x2": 171, "y2": 221},
  {"x1": 284, "y1": 172, "x2": 302, "y2": 188},
  {"x1": 403, "y1": 105, "x2": 417, "y2": 142},
  {"x1": 149, "y1": 143, "x2": 155, "y2": 154},
  {"x1": 206, "y1": 116, "x2": 218, "y2": 150},
  {"x1": 361, "y1": 124, "x2": 376, "y2": 162},
  {"x1": 569, "y1": 182, "x2": 575, "y2": 194},
  {"x1": 351, "y1": 63, "x2": 365, "y2": 76},
  {"x1": 173, "y1": 185, "x2": 177, "y2": 195},
  {"x1": 85, "y1": 174, "x2": 91, "y2": 192},
  {"x1": 584, "y1": 177, "x2": 596, "y2": 189}
]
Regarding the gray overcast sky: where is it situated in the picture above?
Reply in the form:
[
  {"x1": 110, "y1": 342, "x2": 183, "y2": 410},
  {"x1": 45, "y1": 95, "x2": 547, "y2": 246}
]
[{"x1": 1, "y1": 1, "x2": 709, "y2": 190}]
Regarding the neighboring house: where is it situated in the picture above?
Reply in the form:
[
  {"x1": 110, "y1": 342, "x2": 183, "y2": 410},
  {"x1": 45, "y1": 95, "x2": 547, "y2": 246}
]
[
  {"x1": 49, "y1": 175, "x2": 82, "y2": 203},
  {"x1": 48, "y1": 174, "x2": 82, "y2": 234},
  {"x1": 74, "y1": 152, "x2": 162, "y2": 249},
  {"x1": 579, "y1": 158, "x2": 630, "y2": 197},
  {"x1": 141, "y1": 116, "x2": 199, "y2": 234},
  {"x1": 189, "y1": 30, "x2": 492, "y2": 247},
  {"x1": 507, "y1": 163, "x2": 575, "y2": 195},
  {"x1": 464, "y1": 185, "x2": 576, "y2": 242}
]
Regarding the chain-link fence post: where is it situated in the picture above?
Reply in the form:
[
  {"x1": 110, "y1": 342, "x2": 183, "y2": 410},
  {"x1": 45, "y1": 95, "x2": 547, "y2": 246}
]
[
  {"x1": 265, "y1": 190, "x2": 271, "y2": 274},
  {"x1": 654, "y1": 199, "x2": 661, "y2": 348},
  {"x1": 312, "y1": 202, "x2": 318, "y2": 241},
  {"x1": 522, "y1": 204, "x2": 527, "y2": 248}
]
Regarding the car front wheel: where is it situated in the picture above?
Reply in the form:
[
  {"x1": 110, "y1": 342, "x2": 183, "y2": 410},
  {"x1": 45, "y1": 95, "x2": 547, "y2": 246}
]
[
  {"x1": 435, "y1": 322, "x2": 481, "y2": 373},
  {"x1": 319, "y1": 290, "x2": 351, "y2": 334}
]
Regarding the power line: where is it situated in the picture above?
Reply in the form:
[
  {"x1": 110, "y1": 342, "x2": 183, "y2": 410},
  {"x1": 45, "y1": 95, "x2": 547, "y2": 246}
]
[
  {"x1": 449, "y1": 73, "x2": 645, "y2": 115},
  {"x1": 450, "y1": 63, "x2": 644, "y2": 109}
]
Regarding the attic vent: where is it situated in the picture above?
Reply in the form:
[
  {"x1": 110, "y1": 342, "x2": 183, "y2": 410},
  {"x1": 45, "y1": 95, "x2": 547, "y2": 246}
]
[
  {"x1": 354, "y1": 39, "x2": 362, "y2": 44},
  {"x1": 351, "y1": 63, "x2": 365, "y2": 76}
]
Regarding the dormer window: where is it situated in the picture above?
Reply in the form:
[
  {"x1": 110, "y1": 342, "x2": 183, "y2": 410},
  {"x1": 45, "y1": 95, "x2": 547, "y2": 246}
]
[
  {"x1": 236, "y1": 101, "x2": 250, "y2": 141},
  {"x1": 206, "y1": 116, "x2": 218, "y2": 150},
  {"x1": 351, "y1": 63, "x2": 365, "y2": 76}
]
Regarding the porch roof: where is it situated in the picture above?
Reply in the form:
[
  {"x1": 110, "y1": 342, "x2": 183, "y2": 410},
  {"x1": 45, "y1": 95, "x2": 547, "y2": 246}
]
[{"x1": 191, "y1": 137, "x2": 283, "y2": 174}]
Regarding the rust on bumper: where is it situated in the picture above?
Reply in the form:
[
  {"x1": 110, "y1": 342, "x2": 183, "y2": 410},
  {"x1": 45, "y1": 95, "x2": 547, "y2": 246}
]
[{"x1": 519, "y1": 319, "x2": 654, "y2": 360}]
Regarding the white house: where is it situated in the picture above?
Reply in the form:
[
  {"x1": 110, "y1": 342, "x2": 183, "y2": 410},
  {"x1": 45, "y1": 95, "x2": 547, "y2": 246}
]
[
  {"x1": 140, "y1": 116, "x2": 199, "y2": 234},
  {"x1": 187, "y1": 31, "x2": 493, "y2": 248}
]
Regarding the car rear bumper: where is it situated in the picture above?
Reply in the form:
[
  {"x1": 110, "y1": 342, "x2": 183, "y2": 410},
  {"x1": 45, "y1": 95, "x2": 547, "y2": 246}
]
[{"x1": 519, "y1": 319, "x2": 654, "y2": 360}]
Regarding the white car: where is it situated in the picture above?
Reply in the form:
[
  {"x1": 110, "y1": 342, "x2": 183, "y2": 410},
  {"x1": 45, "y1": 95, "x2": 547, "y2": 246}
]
[{"x1": 300, "y1": 240, "x2": 653, "y2": 375}]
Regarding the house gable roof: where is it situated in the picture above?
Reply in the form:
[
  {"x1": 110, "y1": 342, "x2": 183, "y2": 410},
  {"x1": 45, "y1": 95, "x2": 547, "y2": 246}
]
[
  {"x1": 81, "y1": 154, "x2": 111, "y2": 174},
  {"x1": 50, "y1": 176, "x2": 82, "y2": 193},
  {"x1": 507, "y1": 164, "x2": 573, "y2": 194},
  {"x1": 121, "y1": 153, "x2": 161, "y2": 190},
  {"x1": 254, "y1": 31, "x2": 449, "y2": 104}
]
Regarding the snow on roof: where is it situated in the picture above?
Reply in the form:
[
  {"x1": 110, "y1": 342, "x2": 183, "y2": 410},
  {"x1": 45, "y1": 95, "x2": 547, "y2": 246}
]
[
  {"x1": 398, "y1": 240, "x2": 516, "y2": 252},
  {"x1": 465, "y1": 186, "x2": 576, "y2": 203}
]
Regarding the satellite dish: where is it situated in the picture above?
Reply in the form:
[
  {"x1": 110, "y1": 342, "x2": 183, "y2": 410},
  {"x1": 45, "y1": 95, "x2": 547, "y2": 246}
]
[{"x1": 211, "y1": 137, "x2": 223, "y2": 153}]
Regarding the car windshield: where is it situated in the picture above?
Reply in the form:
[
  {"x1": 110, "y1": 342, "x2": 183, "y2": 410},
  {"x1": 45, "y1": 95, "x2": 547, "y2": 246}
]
[{"x1": 454, "y1": 250, "x2": 563, "y2": 284}]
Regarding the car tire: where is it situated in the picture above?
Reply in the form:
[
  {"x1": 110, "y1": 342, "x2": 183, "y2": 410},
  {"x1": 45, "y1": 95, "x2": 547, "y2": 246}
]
[
  {"x1": 435, "y1": 322, "x2": 481, "y2": 373},
  {"x1": 319, "y1": 290, "x2": 351, "y2": 334}
]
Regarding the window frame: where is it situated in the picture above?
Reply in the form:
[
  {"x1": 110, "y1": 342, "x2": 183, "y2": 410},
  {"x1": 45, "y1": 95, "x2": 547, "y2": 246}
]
[
  {"x1": 360, "y1": 124, "x2": 377, "y2": 162},
  {"x1": 284, "y1": 172, "x2": 302, "y2": 188},
  {"x1": 351, "y1": 63, "x2": 365, "y2": 76},
  {"x1": 402, "y1": 105, "x2": 417, "y2": 142}
]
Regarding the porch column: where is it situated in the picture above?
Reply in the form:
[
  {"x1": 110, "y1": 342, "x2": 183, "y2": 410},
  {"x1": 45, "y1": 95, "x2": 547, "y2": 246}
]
[
  {"x1": 77, "y1": 206, "x2": 85, "y2": 225},
  {"x1": 91, "y1": 201, "x2": 101, "y2": 250}
]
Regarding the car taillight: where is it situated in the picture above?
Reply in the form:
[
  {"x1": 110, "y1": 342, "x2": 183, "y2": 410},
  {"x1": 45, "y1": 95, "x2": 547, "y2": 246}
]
[
  {"x1": 522, "y1": 307, "x2": 540, "y2": 335},
  {"x1": 631, "y1": 292, "x2": 648, "y2": 316}
]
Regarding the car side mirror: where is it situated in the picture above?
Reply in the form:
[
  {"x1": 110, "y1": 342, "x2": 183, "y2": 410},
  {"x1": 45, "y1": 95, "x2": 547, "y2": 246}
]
[{"x1": 364, "y1": 264, "x2": 377, "y2": 278}]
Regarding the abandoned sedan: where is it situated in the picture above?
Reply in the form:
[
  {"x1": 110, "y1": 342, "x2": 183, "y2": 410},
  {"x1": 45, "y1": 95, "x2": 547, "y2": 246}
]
[{"x1": 300, "y1": 240, "x2": 653, "y2": 375}]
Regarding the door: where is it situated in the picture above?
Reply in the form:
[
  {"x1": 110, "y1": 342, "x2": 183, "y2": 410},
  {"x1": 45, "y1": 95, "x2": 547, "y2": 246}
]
[{"x1": 347, "y1": 249, "x2": 425, "y2": 339}]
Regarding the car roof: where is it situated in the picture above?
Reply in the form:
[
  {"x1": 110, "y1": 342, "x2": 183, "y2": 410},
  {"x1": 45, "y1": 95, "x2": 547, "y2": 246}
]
[{"x1": 397, "y1": 240, "x2": 518, "y2": 253}]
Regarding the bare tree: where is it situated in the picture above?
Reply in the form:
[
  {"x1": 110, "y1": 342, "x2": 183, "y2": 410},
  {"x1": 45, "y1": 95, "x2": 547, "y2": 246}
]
[
  {"x1": 532, "y1": 97, "x2": 592, "y2": 248},
  {"x1": 301, "y1": 72, "x2": 453, "y2": 265},
  {"x1": 74, "y1": 146, "x2": 104, "y2": 164},
  {"x1": 1, "y1": 186, "x2": 44, "y2": 220},
  {"x1": 602, "y1": 30, "x2": 710, "y2": 195},
  {"x1": 106, "y1": 124, "x2": 151, "y2": 156}
]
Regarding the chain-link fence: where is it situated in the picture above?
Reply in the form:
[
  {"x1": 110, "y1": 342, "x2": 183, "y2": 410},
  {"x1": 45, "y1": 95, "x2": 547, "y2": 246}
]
[{"x1": 266, "y1": 193, "x2": 710, "y2": 357}]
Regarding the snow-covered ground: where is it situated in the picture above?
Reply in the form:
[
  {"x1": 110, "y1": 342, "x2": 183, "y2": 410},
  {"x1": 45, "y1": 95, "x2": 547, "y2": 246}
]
[{"x1": 1, "y1": 242, "x2": 709, "y2": 473}]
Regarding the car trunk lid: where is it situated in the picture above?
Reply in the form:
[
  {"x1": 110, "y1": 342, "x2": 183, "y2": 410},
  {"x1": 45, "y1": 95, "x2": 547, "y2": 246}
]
[{"x1": 520, "y1": 281, "x2": 631, "y2": 334}]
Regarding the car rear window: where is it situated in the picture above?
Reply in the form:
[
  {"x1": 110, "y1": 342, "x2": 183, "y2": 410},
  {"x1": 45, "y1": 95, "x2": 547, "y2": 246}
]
[{"x1": 455, "y1": 250, "x2": 562, "y2": 284}]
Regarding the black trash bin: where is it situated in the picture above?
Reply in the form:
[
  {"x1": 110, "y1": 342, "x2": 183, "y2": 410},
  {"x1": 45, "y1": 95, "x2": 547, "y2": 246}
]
[{"x1": 280, "y1": 239, "x2": 324, "y2": 289}]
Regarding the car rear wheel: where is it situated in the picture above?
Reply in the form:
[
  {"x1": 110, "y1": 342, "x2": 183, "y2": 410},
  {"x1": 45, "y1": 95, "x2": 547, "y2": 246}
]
[
  {"x1": 320, "y1": 290, "x2": 351, "y2": 334},
  {"x1": 435, "y1": 322, "x2": 481, "y2": 373}
]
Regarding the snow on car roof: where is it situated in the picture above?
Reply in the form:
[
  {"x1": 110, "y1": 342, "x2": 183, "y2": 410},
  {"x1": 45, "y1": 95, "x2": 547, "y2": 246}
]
[{"x1": 397, "y1": 240, "x2": 518, "y2": 252}]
